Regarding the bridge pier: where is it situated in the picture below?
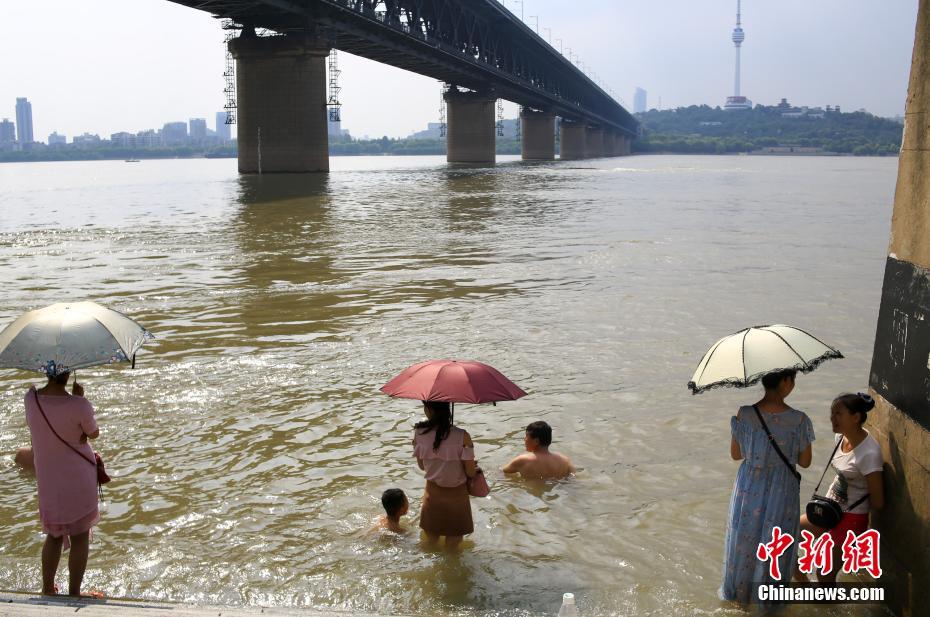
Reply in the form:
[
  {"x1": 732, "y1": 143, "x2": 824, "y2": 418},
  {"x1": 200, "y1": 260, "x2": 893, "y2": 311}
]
[
  {"x1": 229, "y1": 33, "x2": 330, "y2": 173},
  {"x1": 444, "y1": 88, "x2": 496, "y2": 164},
  {"x1": 867, "y1": 1, "x2": 930, "y2": 613},
  {"x1": 585, "y1": 127, "x2": 605, "y2": 158},
  {"x1": 559, "y1": 121, "x2": 587, "y2": 160},
  {"x1": 520, "y1": 109, "x2": 555, "y2": 160},
  {"x1": 603, "y1": 132, "x2": 617, "y2": 158}
]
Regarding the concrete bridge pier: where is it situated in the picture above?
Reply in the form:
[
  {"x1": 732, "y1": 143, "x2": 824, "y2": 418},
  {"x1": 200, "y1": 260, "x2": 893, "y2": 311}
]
[
  {"x1": 520, "y1": 109, "x2": 555, "y2": 160},
  {"x1": 559, "y1": 121, "x2": 587, "y2": 160},
  {"x1": 602, "y1": 132, "x2": 616, "y2": 157},
  {"x1": 444, "y1": 88, "x2": 496, "y2": 163},
  {"x1": 229, "y1": 32, "x2": 331, "y2": 173},
  {"x1": 616, "y1": 134, "x2": 628, "y2": 156},
  {"x1": 585, "y1": 127, "x2": 605, "y2": 158},
  {"x1": 868, "y1": 1, "x2": 930, "y2": 614}
]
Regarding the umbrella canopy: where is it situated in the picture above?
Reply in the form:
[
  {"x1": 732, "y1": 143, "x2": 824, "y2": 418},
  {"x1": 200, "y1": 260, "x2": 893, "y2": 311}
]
[
  {"x1": 0, "y1": 301, "x2": 153, "y2": 376},
  {"x1": 687, "y1": 324, "x2": 842, "y2": 394},
  {"x1": 380, "y1": 359, "x2": 527, "y2": 404}
]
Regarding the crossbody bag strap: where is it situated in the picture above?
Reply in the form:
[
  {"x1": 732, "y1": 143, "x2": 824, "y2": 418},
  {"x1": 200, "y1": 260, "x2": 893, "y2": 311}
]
[
  {"x1": 33, "y1": 389, "x2": 96, "y2": 468},
  {"x1": 812, "y1": 438, "x2": 843, "y2": 496},
  {"x1": 752, "y1": 404, "x2": 801, "y2": 482},
  {"x1": 814, "y1": 435, "x2": 871, "y2": 511}
]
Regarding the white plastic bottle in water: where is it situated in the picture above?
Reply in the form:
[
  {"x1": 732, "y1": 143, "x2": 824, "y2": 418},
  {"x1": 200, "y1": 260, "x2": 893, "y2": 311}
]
[{"x1": 557, "y1": 592, "x2": 578, "y2": 617}]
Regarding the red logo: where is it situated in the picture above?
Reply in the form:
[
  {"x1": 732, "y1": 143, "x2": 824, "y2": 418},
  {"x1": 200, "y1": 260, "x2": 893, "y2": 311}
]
[{"x1": 756, "y1": 526, "x2": 795, "y2": 580}]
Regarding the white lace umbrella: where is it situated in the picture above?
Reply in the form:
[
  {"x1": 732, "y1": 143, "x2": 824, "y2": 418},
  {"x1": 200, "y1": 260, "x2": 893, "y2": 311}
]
[
  {"x1": 687, "y1": 324, "x2": 842, "y2": 394},
  {"x1": 0, "y1": 301, "x2": 153, "y2": 376}
]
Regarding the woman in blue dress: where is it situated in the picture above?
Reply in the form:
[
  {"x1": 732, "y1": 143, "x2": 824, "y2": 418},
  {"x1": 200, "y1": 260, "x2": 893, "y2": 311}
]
[{"x1": 720, "y1": 368, "x2": 814, "y2": 604}]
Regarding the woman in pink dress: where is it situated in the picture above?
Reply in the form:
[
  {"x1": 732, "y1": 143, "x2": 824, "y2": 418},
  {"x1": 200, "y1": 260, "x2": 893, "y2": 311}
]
[
  {"x1": 25, "y1": 371, "x2": 100, "y2": 597},
  {"x1": 413, "y1": 401, "x2": 477, "y2": 549}
]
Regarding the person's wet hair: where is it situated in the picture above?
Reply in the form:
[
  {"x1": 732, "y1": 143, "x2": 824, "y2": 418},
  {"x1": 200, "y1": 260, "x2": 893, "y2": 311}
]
[
  {"x1": 414, "y1": 401, "x2": 452, "y2": 450},
  {"x1": 381, "y1": 488, "x2": 406, "y2": 518},
  {"x1": 761, "y1": 369, "x2": 797, "y2": 391},
  {"x1": 834, "y1": 392, "x2": 875, "y2": 425},
  {"x1": 526, "y1": 421, "x2": 553, "y2": 447}
]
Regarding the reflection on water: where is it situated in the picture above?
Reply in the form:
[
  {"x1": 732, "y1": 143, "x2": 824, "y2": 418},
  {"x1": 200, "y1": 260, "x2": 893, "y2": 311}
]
[{"x1": 0, "y1": 155, "x2": 897, "y2": 616}]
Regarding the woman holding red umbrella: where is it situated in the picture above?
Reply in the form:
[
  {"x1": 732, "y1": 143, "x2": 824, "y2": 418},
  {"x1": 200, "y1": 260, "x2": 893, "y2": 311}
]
[
  {"x1": 383, "y1": 359, "x2": 526, "y2": 548},
  {"x1": 413, "y1": 400, "x2": 477, "y2": 549}
]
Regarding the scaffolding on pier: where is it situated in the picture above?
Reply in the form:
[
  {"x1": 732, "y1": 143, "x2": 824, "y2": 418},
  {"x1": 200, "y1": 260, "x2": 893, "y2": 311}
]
[
  {"x1": 221, "y1": 19, "x2": 238, "y2": 124},
  {"x1": 327, "y1": 50, "x2": 342, "y2": 122}
]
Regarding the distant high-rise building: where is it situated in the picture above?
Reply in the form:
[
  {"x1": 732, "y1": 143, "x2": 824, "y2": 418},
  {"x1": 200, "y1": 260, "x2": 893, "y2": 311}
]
[
  {"x1": 162, "y1": 121, "x2": 188, "y2": 145},
  {"x1": 72, "y1": 133, "x2": 101, "y2": 147},
  {"x1": 215, "y1": 112, "x2": 231, "y2": 141},
  {"x1": 724, "y1": 0, "x2": 752, "y2": 110},
  {"x1": 111, "y1": 132, "x2": 137, "y2": 147},
  {"x1": 15, "y1": 97, "x2": 34, "y2": 143},
  {"x1": 634, "y1": 87, "x2": 647, "y2": 114},
  {"x1": 189, "y1": 118, "x2": 207, "y2": 141},
  {"x1": 48, "y1": 131, "x2": 66, "y2": 146},
  {"x1": 0, "y1": 118, "x2": 15, "y2": 144},
  {"x1": 137, "y1": 129, "x2": 159, "y2": 147}
]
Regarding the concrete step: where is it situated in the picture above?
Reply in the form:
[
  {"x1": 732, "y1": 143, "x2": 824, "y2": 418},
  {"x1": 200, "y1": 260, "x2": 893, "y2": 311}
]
[{"x1": 0, "y1": 591, "x2": 395, "y2": 617}]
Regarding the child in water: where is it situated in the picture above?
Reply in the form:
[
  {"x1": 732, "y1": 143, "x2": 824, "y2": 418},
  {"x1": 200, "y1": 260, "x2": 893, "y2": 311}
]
[{"x1": 377, "y1": 488, "x2": 409, "y2": 534}]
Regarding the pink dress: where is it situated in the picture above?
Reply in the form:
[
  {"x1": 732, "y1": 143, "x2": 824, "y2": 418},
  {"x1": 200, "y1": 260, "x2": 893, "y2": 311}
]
[{"x1": 25, "y1": 387, "x2": 100, "y2": 538}]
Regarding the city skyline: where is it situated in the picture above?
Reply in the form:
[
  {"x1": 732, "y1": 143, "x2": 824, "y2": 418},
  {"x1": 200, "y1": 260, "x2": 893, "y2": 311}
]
[{"x1": 0, "y1": 0, "x2": 919, "y2": 139}]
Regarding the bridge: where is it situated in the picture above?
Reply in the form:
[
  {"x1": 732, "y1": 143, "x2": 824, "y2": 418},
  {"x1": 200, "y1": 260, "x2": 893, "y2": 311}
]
[{"x1": 168, "y1": 0, "x2": 639, "y2": 172}]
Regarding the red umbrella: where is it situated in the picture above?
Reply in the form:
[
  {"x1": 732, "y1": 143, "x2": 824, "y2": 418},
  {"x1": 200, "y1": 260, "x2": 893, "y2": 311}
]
[{"x1": 380, "y1": 359, "x2": 527, "y2": 404}]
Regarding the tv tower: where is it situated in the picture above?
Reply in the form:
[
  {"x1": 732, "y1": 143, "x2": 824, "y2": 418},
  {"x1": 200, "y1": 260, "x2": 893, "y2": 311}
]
[{"x1": 725, "y1": 0, "x2": 752, "y2": 110}]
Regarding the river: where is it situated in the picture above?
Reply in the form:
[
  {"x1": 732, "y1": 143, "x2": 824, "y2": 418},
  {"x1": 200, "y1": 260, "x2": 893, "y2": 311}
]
[{"x1": 0, "y1": 155, "x2": 897, "y2": 615}]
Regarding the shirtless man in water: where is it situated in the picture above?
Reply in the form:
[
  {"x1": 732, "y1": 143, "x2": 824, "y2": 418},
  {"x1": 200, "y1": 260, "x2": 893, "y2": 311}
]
[{"x1": 502, "y1": 421, "x2": 575, "y2": 480}]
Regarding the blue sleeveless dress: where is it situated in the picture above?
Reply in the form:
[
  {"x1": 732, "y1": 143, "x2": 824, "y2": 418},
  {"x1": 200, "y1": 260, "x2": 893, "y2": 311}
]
[{"x1": 720, "y1": 406, "x2": 815, "y2": 603}]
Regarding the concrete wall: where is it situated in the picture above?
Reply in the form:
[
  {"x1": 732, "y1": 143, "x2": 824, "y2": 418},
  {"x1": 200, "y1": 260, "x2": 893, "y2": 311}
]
[
  {"x1": 867, "y1": 2, "x2": 930, "y2": 614},
  {"x1": 444, "y1": 89, "x2": 496, "y2": 164},
  {"x1": 229, "y1": 34, "x2": 330, "y2": 173}
]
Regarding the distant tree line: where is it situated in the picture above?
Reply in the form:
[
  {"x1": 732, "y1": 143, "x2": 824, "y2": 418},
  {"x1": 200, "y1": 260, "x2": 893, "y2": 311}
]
[
  {"x1": 0, "y1": 138, "x2": 525, "y2": 163},
  {"x1": 634, "y1": 105, "x2": 903, "y2": 155}
]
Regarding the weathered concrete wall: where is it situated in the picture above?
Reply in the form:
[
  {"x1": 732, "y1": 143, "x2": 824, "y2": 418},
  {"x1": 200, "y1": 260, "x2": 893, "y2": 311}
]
[
  {"x1": 229, "y1": 34, "x2": 330, "y2": 173},
  {"x1": 867, "y1": 1, "x2": 930, "y2": 615},
  {"x1": 560, "y1": 121, "x2": 586, "y2": 160},
  {"x1": 520, "y1": 110, "x2": 555, "y2": 160},
  {"x1": 444, "y1": 89, "x2": 496, "y2": 164}
]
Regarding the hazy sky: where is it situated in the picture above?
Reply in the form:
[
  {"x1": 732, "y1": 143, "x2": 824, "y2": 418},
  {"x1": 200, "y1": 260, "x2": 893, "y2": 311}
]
[{"x1": 0, "y1": 1, "x2": 919, "y2": 141}]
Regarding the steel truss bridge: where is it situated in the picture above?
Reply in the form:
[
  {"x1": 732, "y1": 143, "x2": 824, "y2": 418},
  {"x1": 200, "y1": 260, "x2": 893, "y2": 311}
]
[{"x1": 168, "y1": 0, "x2": 638, "y2": 136}]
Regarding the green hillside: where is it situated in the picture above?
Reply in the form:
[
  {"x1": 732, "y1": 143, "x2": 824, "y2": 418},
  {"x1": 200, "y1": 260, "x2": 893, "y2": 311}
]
[{"x1": 634, "y1": 104, "x2": 903, "y2": 155}]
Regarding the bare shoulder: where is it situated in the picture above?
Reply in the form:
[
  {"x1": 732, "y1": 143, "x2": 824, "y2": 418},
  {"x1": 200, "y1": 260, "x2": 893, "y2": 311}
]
[{"x1": 462, "y1": 430, "x2": 473, "y2": 447}]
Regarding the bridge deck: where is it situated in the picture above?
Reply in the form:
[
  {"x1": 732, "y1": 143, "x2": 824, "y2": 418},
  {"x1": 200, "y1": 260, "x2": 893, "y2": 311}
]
[{"x1": 168, "y1": 0, "x2": 637, "y2": 135}]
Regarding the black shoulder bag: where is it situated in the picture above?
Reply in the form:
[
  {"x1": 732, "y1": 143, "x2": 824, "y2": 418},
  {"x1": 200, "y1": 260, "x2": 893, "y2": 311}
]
[
  {"x1": 33, "y1": 389, "x2": 111, "y2": 485},
  {"x1": 751, "y1": 405, "x2": 801, "y2": 482},
  {"x1": 805, "y1": 438, "x2": 868, "y2": 529}
]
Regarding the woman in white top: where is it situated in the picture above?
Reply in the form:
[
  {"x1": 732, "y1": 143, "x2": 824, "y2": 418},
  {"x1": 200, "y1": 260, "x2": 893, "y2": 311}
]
[{"x1": 798, "y1": 392, "x2": 884, "y2": 583}]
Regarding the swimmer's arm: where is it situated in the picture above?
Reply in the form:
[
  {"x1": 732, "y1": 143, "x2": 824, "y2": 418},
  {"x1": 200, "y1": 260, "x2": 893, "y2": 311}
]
[
  {"x1": 798, "y1": 443, "x2": 812, "y2": 469},
  {"x1": 730, "y1": 437, "x2": 742, "y2": 461},
  {"x1": 865, "y1": 471, "x2": 884, "y2": 510},
  {"x1": 502, "y1": 455, "x2": 527, "y2": 474}
]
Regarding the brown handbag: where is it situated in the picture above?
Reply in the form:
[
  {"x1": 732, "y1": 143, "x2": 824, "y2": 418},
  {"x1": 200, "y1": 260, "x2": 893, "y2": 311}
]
[{"x1": 33, "y1": 389, "x2": 111, "y2": 485}]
